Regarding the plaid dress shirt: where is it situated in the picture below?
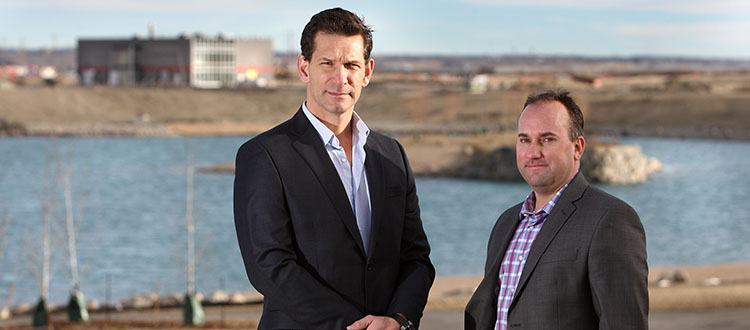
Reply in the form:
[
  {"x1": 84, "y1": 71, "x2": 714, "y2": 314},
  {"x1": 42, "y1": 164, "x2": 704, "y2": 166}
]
[{"x1": 494, "y1": 174, "x2": 576, "y2": 330}]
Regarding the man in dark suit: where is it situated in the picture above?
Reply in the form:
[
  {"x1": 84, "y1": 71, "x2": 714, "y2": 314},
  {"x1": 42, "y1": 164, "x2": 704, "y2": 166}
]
[
  {"x1": 465, "y1": 89, "x2": 648, "y2": 330},
  {"x1": 234, "y1": 8, "x2": 434, "y2": 330}
]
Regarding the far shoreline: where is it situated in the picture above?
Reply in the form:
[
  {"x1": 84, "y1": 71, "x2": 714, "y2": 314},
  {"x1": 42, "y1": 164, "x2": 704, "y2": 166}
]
[
  {"x1": 2, "y1": 120, "x2": 750, "y2": 141},
  {"x1": 3, "y1": 262, "x2": 747, "y2": 318},
  {"x1": 429, "y1": 261, "x2": 750, "y2": 312}
]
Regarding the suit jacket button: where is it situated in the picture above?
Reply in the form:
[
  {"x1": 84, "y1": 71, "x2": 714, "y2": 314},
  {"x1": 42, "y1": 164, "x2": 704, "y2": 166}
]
[{"x1": 366, "y1": 265, "x2": 374, "y2": 271}]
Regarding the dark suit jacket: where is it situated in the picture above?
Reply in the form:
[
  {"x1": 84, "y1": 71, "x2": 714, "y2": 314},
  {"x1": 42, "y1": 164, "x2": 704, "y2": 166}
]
[
  {"x1": 465, "y1": 173, "x2": 648, "y2": 330},
  {"x1": 234, "y1": 108, "x2": 435, "y2": 330}
]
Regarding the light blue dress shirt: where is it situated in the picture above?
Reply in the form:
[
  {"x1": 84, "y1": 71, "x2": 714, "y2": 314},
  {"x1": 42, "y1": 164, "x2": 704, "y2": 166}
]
[{"x1": 302, "y1": 103, "x2": 373, "y2": 255}]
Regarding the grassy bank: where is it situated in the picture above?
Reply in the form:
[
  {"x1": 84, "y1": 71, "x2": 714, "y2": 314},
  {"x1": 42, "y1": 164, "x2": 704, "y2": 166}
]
[{"x1": 1, "y1": 84, "x2": 749, "y2": 138}]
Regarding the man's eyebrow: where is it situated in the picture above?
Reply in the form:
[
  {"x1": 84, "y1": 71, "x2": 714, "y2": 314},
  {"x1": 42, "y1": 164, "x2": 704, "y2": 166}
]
[{"x1": 517, "y1": 132, "x2": 558, "y2": 137}]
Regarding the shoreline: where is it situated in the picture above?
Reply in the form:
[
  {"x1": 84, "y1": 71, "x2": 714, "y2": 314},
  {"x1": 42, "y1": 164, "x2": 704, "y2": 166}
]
[
  {"x1": 2, "y1": 120, "x2": 750, "y2": 141},
  {"x1": 3, "y1": 263, "x2": 748, "y2": 329},
  {"x1": 427, "y1": 262, "x2": 750, "y2": 312},
  {"x1": 3, "y1": 262, "x2": 749, "y2": 320}
]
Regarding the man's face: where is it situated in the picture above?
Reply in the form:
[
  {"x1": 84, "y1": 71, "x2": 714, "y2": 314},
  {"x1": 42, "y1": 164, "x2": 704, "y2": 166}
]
[
  {"x1": 516, "y1": 100, "x2": 584, "y2": 196},
  {"x1": 297, "y1": 32, "x2": 374, "y2": 119}
]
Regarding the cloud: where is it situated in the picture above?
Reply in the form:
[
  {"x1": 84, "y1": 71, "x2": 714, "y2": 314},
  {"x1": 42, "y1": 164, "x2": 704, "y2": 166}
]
[
  {"x1": 0, "y1": 0, "x2": 284, "y2": 13},
  {"x1": 465, "y1": 0, "x2": 750, "y2": 15},
  {"x1": 617, "y1": 21, "x2": 750, "y2": 45}
]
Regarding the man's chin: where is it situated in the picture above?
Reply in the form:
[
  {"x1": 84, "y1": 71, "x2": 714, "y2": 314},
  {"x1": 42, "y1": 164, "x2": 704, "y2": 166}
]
[
  {"x1": 326, "y1": 102, "x2": 354, "y2": 114},
  {"x1": 522, "y1": 174, "x2": 549, "y2": 188}
]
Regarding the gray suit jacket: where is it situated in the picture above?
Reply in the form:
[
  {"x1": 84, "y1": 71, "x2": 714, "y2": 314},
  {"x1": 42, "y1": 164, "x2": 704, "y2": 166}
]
[
  {"x1": 234, "y1": 109, "x2": 435, "y2": 329},
  {"x1": 465, "y1": 173, "x2": 648, "y2": 330}
]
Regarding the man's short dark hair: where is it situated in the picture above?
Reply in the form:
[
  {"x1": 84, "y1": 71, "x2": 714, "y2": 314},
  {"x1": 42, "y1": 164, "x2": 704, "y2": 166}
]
[
  {"x1": 523, "y1": 89, "x2": 584, "y2": 141},
  {"x1": 301, "y1": 7, "x2": 373, "y2": 61}
]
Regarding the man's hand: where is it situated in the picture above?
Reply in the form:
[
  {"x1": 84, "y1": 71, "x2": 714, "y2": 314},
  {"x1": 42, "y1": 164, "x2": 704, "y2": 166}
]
[{"x1": 346, "y1": 315, "x2": 400, "y2": 330}]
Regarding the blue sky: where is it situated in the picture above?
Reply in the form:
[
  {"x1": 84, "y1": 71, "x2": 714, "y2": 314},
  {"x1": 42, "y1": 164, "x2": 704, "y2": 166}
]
[{"x1": 1, "y1": 0, "x2": 748, "y2": 58}]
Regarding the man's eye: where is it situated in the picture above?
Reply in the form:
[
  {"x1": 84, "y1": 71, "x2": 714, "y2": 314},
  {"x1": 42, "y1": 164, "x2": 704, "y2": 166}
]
[
  {"x1": 544, "y1": 138, "x2": 554, "y2": 142},
  {"x1": 519, "y1": 138, "x2": 529, "y2": 143}
]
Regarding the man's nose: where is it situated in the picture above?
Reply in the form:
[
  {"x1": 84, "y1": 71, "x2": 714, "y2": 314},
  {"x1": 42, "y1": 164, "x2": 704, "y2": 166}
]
[
  {"x1": 331, "y1": 65, "x2": 348, "y2": 86},
  {"x1": 524, "y1": 143, "x2": 543, "y2": 158}
]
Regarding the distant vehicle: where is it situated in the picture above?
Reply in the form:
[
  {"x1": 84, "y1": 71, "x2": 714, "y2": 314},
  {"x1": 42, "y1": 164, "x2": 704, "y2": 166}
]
[{"x1": 40, "y1": 66, "x2": 59, "y2": 86}]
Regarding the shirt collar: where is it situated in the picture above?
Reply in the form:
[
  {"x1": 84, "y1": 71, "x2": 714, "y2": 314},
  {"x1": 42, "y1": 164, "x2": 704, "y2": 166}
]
[
  {"x1": 520, "y1": 171, "x2": 579, "y2": 219},
  {"x1": 301, "y1": 102, "x2": 370, "y2": 148},
  {"x1": 302, "y1": 102, "x2": 335, "y2": 146},
  {"x1": 351, "y1": 110, "x2": 370, "y2": 148}
]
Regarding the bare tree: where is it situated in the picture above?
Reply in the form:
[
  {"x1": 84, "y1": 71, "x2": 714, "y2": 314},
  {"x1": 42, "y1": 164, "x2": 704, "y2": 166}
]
[
  {"x1": 0, "y1": 206, "x2": 7, "y2": 263},
  {"x1": 29, "y1": 146, "x2": 61, "y2": 327},
  {"x1": 0, "y1": 204, "x2": 9, "y2": 318},
  {"x1": 62, "y1": 148, "x2": 88, "y2": 322},
  {"x1": 0, "y1": 166, "x2": 11, "y2": 323},
  {"x1": 183, "y1": 140, "x2": 203, "y2": 325},
  {"x1": 39, "y1": 149, "x2": 59, "y2": 302},
  {"x1": 186, "y1": 143, "x2": 196, "y2": 297},
  {"x1": 63, "y1": 152, "x2": 80, "y2": 291}
]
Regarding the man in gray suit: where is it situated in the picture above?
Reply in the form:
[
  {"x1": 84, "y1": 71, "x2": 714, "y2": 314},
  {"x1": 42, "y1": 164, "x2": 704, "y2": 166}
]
[{"x1": 465, "y1": 89, "x2": 648, "y2": 330}]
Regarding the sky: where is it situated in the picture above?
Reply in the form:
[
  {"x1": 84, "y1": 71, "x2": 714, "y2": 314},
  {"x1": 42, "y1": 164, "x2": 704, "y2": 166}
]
[{"x1": 1, "y1": 0, "x2": 749, "y2": 58}]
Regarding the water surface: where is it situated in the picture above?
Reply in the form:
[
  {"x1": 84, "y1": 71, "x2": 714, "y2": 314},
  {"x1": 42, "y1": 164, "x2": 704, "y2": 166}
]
[{"x1": 0, "y1": 136, "x2": 747, "y2": 306}]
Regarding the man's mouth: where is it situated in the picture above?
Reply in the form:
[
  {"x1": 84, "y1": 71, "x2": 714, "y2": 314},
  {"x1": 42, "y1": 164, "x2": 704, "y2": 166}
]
[
  {"x1": 327, "y1": 91, "x2": 350, "y2": 97},
  {"x1": 526, "y1": 163, "x2": 547, "y2": 169}
]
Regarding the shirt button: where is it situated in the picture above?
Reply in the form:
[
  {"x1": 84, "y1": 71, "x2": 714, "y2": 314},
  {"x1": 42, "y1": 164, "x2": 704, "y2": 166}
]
[
  {"x1": 519, "y1": 256, "x2": 524, "y2": 260},
  {"x1": 340, "y1": 157, "x2": 347, "y2": 163}
]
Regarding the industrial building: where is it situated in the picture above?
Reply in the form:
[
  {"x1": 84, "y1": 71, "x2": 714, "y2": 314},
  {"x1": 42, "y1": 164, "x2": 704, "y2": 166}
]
[{"x1": 77, "y1": 34, "x2": 273, "y2": 88}]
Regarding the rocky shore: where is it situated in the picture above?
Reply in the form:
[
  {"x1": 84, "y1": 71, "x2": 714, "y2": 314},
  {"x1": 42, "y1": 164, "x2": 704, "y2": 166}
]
[
  {"x1": 198, "y1": 132, "x2": 661, "y2": 184},
  {"x1": 398, "y1": 133, "x2": 661, "y2": 184},
  {"x1": 3, "y1": 263, "x2": 749, "y2": 328},
  {"x1": 23, "y1": 122, "x2": 176, "y2": 137}
]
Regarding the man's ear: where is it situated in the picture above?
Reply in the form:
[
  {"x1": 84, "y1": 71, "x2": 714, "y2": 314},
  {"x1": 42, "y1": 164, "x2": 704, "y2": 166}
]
[
  {"x1": 574, "y1": 136, "x2": 585, "y2": 161},
  {"x1": 297, "y1": 54, "x2": 310, "y2": 84},
  {"x1": 362, "y1": 58, "x2": 374, "y2": 86}
]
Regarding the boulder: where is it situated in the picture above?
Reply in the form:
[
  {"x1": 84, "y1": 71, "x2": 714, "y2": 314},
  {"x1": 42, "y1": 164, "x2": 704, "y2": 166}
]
[
  {"x1": 123, "y1": 293, "x2": 158, "y2": 309},
  {"x1": 228, "y1": 292, "x2": 248, "y2": 304},
  {"x1": 452, "y1": 143, "x2": 660, "y2": 184},
  {"x1": 86, "y1": 299, "x2": 100, "y2": 311},
  {"x1": 12, "y1": 303, "x2": 32, "y2": 315},
  {"x1": 207, "y1": 290, "x2": 230, "y2": 304},
  {"x1": 0, "y1": 307, "x2": 10, "y2": 320},
  {"x1": 161, "y1": 293, "x2": 184, "y2": 307},
  {"x1": 581, "y1": 144, "x2": 661, "y2": 184}
]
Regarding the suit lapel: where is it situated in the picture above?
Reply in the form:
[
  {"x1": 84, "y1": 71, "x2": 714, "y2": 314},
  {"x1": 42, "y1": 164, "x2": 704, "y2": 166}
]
[
  {"x1": 510, "y1": 174, "x2": 589, "y2": 308},
  {"x1": 488, "y1": 207, "x2": 523, "y2": 279},
  {"x1": 289, "y1": 109, "x2": 366, "y2": 256},
  {"x1": 477, "y1": 205, "x2": 522, "y2": 328},
  {"x1": 363, "y1": 141, "x2": 385, "y2": 260}
]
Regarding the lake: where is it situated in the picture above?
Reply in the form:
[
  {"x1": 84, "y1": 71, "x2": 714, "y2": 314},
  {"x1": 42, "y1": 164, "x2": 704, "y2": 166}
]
[{"x1": 0, "y1": 136, "x2": 748, "y2": 306}]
